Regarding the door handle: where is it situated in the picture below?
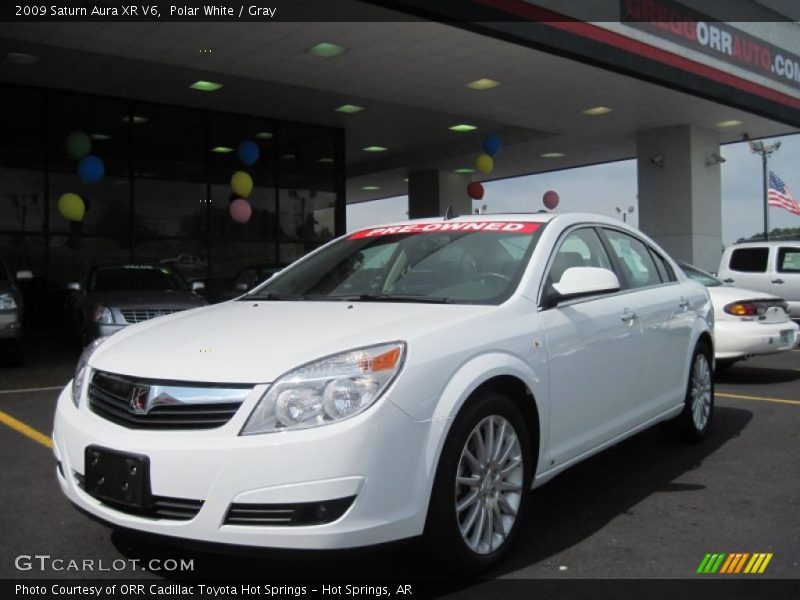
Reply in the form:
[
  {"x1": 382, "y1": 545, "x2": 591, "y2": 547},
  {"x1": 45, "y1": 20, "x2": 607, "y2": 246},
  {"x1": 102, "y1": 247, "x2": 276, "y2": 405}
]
[
  {"x1": 722, "y1": 278, "x2": 734, "y2": 283},
  {"x1": 678, "y1": 297, "x2": 690, "y2": 310},
  {"x1": 621, "y1": 309, "x2": 639, "y2": 324},
  {"x1": 772, "y1": 279, "x2": 785, "y2": 284}
]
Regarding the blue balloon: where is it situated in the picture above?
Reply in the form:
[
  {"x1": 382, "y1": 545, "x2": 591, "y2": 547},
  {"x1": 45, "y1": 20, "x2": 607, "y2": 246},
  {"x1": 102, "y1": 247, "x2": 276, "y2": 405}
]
[
  {"x1": 78, "y1": 155, "x2": 104, "y2": 184},
  {"x1": 482, "y1": 134, "x2": 502, "y2": 156},
  {"x1": 238, "y1": 140, "x2": 260, "y2": 166}
]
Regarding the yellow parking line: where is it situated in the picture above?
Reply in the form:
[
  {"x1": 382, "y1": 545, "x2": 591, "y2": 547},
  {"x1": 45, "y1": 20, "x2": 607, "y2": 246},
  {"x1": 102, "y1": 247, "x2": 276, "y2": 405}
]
[
  {"x1": 716, "y1": 392, "x2": 800, "y2": 407},
  {"x1": 0, "y1": 385, "x2": 64, "y2": 395},
  {"x1": 0, "y1": 410, "x2": 52, "y2": 448}
]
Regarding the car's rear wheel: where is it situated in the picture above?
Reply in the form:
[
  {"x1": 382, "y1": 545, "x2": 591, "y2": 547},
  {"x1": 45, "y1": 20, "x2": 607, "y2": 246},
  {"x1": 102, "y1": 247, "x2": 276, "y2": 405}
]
[
  {"x1": 423, "y1": 391, "x2": 533, "y2": 573},
  {"x1": 661, "y1": 342, "x2": 714, "y2": 442}
]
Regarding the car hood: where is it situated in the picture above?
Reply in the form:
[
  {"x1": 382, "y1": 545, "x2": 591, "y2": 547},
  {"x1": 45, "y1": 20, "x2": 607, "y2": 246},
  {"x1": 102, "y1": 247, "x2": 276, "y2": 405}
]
[
  {"x1": 90, "y1": 300, "x2": 489, "y2": 383},
  {"x1": 86, "y1": 290, "x2": 206, "y2": 310}
]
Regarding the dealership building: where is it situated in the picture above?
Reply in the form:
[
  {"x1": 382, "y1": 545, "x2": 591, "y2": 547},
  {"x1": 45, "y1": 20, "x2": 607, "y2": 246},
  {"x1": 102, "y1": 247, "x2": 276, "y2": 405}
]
[{"x1": 0, "y1": 0, "x2": 798, "y2": 332}]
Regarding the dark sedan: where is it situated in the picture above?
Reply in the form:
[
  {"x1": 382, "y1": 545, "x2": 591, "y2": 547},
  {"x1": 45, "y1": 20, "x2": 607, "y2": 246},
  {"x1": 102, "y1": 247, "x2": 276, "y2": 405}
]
[{"x1": 64, "y1": 263, "x2": 207, "y2": 346}]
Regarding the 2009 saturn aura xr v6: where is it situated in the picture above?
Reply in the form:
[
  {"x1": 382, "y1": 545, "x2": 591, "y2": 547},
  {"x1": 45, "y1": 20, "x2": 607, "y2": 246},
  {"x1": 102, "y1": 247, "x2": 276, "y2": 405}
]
[{"x1": 53, "y1": 213, "x2": 714, "y2": 571}]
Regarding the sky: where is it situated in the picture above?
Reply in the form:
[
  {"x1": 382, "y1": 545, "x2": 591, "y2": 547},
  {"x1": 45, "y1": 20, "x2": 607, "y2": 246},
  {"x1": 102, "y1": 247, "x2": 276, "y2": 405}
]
[{"x1": 347, "y1": 133, "x2": 800, "y2": 246}]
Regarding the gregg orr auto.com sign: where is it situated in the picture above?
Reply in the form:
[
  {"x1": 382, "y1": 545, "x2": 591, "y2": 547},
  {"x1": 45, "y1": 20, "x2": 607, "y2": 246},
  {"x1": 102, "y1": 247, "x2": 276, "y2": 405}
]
[{"x1": 621, "y1": 0, "x2": 800, "y2": 91}]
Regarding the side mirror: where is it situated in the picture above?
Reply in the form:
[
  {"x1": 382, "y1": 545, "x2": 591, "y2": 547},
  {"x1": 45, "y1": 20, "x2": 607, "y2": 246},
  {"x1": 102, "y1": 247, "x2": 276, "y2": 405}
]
[
  {"x1": 191, "y1": 281, "x2": 206, "y2": 292},
  {"x1": 234, "y1": 283, "x2": 249, "y2": 292},
  {"x1": 66, "y1": 282, "x2": 81, "y2": 291},
  {"x1": 15, "y1": 270, "x2": 33, "y2": 281},
  {"x1": 551, "y1": 267, "x2": 620, "y2": 300}
]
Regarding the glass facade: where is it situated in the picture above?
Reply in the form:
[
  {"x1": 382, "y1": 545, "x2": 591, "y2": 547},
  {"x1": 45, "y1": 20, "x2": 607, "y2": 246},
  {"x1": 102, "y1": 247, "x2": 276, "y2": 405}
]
[{"x1": 0, "y1": 83, "x2": 345, "y2": 333}]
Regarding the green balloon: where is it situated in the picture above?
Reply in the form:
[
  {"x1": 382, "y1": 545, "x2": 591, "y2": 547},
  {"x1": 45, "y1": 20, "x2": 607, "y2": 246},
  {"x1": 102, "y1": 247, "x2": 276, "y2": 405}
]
[
  {"x1": 58, "y1": 193, "x2": 85, "y2": 222},
  {"x1": 66, "y1": 131, "x2": 91, "y2": 160}
]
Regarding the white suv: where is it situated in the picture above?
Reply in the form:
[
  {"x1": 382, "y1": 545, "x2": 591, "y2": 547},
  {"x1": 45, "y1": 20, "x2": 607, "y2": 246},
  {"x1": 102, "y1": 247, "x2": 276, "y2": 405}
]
[
  {"x1": 54, "y1": 213, "x2": 712, "y2": 572},
  {"x1": 718, "y1": 241, "x2": 800, "y2": 319}
]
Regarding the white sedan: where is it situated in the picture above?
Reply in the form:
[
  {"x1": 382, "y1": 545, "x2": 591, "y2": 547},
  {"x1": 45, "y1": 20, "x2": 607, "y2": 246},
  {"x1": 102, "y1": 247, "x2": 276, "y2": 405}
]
[
  {"x1": 54, "y1": 213, "x2": 712, "y2": 572},
  {"x1": 680, "y1": 263, "x2": 798, "y2": 369}
]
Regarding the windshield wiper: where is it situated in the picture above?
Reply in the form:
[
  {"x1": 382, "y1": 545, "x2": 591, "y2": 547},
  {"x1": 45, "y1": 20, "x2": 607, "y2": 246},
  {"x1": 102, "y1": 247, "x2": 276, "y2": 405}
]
[
  {"x1": 327, "y1": 293, "x2": 452, "y2": 304},
  {"x1": 241, "y1": 292, "x2": 303, "y2": 301}
]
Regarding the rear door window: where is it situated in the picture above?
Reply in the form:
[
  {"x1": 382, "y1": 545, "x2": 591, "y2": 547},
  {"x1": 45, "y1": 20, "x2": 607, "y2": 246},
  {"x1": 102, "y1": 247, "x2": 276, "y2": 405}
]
[
  {"x1": 778, "y1": 248, "x2": 800, "y2": 273},
  {"x1": 729, "y1": 248, "x2": 769, "y2": 273}
]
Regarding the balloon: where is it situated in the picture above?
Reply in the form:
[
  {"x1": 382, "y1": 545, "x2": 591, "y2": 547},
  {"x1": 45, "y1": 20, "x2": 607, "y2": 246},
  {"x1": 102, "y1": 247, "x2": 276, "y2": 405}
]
[
  {"x1": 467, "y1": 181, "x2": 484, "y2": 200},
  {"x1": 482, "y1": 134, "x2": 501, "y2": 156},
  {"x1": 77, "y1": 155, "x2": 104, "y2": 184},
  {"x1": 476, "y1": 154, "x2": 494, "y2": 174},
  {"x1": 229, "y1": 198, "x2": 252, "y2": 223},
  {"x1": 230, "y1": 171, "x2": 253, "y2": 197},
  {"x1": 57, "y1": 193, "x2": 85, "y2": 222},
  {"x1": 543, "y1": 190, "x2": 560, "y2": 210},
  {"x1": 66, "y1": 131, "x2": 91, "y2": 160},
  {"x1": 238, "y1": 140, "x2": 260, "y2": 166}
]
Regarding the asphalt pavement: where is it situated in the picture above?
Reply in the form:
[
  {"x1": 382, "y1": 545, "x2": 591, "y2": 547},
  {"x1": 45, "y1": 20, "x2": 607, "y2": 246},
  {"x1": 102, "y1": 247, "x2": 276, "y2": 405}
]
[{"x1": 0, "y1": 338, "x2": 798, "y2": 583}]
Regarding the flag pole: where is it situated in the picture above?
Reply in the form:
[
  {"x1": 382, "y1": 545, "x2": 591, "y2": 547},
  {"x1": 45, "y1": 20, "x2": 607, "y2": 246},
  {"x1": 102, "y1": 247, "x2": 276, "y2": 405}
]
[{"x1": 763, "y1": 151, "x2": 769, "y2": 241}]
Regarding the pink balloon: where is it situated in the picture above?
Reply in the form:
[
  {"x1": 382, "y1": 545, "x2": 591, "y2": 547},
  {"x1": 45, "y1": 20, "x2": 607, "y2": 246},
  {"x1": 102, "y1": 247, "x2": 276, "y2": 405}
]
[
  {"x1": 229, "y1": 198, "x2": 252, "y2": 223},
  {"x1": 543, "y1": 190, "x2": 559, "y2": 210}
]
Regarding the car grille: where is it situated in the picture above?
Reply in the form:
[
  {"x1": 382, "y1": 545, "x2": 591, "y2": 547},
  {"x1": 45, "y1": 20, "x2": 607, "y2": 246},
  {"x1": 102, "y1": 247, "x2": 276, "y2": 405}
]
[
  {"x1": 88, "y1": 370, "x2": 245, "y2": 430},
  {"x1": 74, "y1": 472, "x2": 203, "y2": 521},
  {"x1": 120, "y1": 308, "x2": 184, "y2": 323},
  {"x1": 224, "y1": 497, "x2": 356, "y2": 527}
]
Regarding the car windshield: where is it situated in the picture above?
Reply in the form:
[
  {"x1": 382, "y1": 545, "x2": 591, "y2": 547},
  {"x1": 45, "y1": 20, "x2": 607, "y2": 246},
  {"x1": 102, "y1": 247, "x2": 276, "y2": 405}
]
[
  {"x1": 246, "y1": 221, "x2": 544, "y2": 304},
  {"x1": 89, "y1": 265, "x2": 188, "y2": 292},
  {"x1": 680, "y1": 263, "x2": 723, "y2": 287}
]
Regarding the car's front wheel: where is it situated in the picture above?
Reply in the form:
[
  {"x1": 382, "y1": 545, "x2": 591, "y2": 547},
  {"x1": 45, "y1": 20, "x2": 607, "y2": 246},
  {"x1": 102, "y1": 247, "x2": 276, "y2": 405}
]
[{"x1": 423, "y1": 391, "x2": 533, "y2": 573}]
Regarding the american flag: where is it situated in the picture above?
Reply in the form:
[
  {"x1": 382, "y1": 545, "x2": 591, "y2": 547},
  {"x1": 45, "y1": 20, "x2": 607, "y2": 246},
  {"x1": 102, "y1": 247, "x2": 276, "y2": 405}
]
[{"x1": 768, "y1": 171, "x2": 800, "y2": 215}]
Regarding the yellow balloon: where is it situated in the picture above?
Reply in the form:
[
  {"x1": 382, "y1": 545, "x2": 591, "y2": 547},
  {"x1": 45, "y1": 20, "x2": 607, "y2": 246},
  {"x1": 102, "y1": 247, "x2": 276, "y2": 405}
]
[
  {"x1": 57, "y1": 193, "x2": 85, "y2": 222},
  {"x1": 476, "y1": 153, "x2": 494, "y2": 174},
  {"x1": 231, "y1": 171, "x2": 254, "y2": 198}
]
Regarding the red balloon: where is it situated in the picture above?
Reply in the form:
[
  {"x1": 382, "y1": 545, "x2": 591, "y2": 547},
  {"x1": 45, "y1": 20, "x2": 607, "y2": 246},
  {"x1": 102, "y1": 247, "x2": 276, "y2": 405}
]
[
  {"x1": 467, "y1": 181, "x2": 484, "y2": 200},
  {"x1": 543, "y1": 190, "x2": 559, "y2": 210}
]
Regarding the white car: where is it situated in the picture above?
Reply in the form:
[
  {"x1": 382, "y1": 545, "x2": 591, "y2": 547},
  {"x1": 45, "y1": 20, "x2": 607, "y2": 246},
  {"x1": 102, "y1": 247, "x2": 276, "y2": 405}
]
[
  {"x1": 680, "y1": 262, "x2": 798, "y2": 369},
  {"x1": 53, "y1": 213, "x2": 713, "y2": 572}
]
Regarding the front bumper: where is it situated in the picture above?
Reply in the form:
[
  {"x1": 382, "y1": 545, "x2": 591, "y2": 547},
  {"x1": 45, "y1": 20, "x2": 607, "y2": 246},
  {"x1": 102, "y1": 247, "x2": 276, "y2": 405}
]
[
  {"x1": 0, "y1": 309, "x2": 22, "y2": 339},
  {"x1": 52, "y1": 383, "x2": 437, "y2": 549},
  {"x1": 715, "y1": 319, "x2": 799, "y2": 360}
]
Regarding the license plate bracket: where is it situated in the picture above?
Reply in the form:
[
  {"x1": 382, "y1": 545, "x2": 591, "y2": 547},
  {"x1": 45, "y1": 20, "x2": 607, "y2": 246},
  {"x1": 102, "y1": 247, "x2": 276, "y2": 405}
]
[
  {"x1": 780, "y1": 330, "x2": 792, "y2": 344},
  {"x1": 84, "y1": 446, "x2": 151, "y2": 510}
]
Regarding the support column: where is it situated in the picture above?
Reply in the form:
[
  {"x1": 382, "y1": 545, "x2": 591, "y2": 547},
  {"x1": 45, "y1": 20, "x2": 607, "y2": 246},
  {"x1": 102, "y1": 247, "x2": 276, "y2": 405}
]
[
  {"x1": 408, "y1": 170, "x2": 471, "y2": 219},
  {"x1": 636, "y1": 125, "x2": 722, "y2": 273}
]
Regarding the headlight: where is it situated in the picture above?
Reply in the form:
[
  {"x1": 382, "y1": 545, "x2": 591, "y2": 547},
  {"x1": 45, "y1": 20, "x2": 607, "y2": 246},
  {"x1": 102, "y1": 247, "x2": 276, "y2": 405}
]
[
  {"x1": 72, "y1": 336, "x2": 110, "y2": 407},
  {"x1": 93, "y1": 305, "x2": 113, "y2": 324},
  {"x1": 241, "y1": 342, "x2": 405, "y2": 435},
  {"x1": 0, "y1": 293, "x2": 17, "y2": 310}
]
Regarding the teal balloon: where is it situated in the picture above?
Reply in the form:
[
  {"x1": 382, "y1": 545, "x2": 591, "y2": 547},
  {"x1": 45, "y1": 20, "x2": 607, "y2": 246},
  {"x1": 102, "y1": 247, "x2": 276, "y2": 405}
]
[
  {"x1": 78, "y1": 155, "x2": 104, "y2": 184},
  {"x1": 66, "y1": 131, "x2": 91, "y2": 160},
  {"x1": 238, "y1": 140, "x2": 260, "y2": 166},
  {"x1": 482, "y1": 134, "x2": 501, "y2": 156}
]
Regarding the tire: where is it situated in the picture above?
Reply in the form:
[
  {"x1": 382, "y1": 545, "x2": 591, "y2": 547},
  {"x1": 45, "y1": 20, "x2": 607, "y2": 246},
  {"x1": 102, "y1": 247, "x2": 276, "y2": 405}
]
[
  {"x1": 661, "y1": 342, "x2": 714, "y2": 443},
  {"x1": 422, "y1": 390, "x2": 534, "y2": 574}
]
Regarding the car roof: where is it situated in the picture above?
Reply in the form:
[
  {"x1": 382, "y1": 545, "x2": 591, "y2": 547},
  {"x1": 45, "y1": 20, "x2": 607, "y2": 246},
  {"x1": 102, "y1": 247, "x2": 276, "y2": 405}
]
[{"x1": 729, "y1": 240, "x2": 800, "y2": 247}]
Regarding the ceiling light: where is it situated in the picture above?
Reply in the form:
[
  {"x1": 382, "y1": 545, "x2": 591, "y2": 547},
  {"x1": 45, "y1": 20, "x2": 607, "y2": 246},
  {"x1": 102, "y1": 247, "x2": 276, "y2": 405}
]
[
  {"x1": 281, "y1": 153, "x2": 296, "y2": 160},
  {"x1": 308, "y1": 42, "x2": 347, "y2": 58},
  {"x1": 210, "y1": 146, "x2": 234, "y2": 154},
  {"x1": 361, "y1": 185, "x2": 381, "y2": 191},
  {"x1": 363, "y1": 146, "x2": 387, "y2": 152},
  {"x1": 541, "y1": 152, "x2": 565, "y2": 158},
  {"x1": 335, "y1": 104, "x2": 364, "y2": 114},
  {"x1": 453, "y1": 168, "x2": 474, "y2": 174},
  {"x1": 4, "y1": 51, "x2": 39, "y2": 65},
  {"x1": 122, "y1": 115, "x2": 148, "y2": 124},
  {"x1": 255, "y1": 131, "x2": 273, "y2": 139},
  {"x1": 449, "y1": 124, "x2": 478, "y2": 132},
  {"x1": 403, "y1": 178, "x2": 409, "y2": 182},
  {"x1": 467, "y1": 79, "x2": 501, "y2": 90},
  {"x1": 716, "y1": 119, "x2": 744, "y2": 128},
  {"x1": 318, "y1": 157, "x2": 334, "y2": 163},
  {"x1": 89, "y1": 133, "x2": 112, "y2": 141},
  {"x1": 582, "y1": 106, "x2": 613, "y2": 116},
  {"x1": 190, "y1": 80, "x2": 223, "y2": 92}
]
